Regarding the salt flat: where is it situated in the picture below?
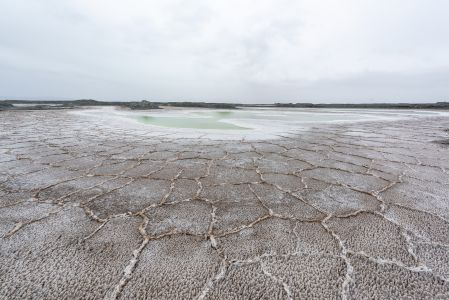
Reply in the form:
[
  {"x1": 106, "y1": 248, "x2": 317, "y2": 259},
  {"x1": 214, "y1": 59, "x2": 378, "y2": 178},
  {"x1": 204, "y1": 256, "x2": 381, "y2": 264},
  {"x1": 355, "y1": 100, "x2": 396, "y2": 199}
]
[{"x1": 1, "y1": 108, "x2": 449, "y2": 299}]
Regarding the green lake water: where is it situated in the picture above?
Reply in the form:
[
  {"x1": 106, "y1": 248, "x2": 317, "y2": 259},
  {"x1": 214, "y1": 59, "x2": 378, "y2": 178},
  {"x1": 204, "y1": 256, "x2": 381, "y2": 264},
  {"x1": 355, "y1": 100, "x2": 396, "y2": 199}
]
[
  {"x1": 129, "y1": 109, "x2": 445, "y2": 131},
  {"x1": 135, "y1": 110, "x2": 364, "y2": 130},
  {"x1": 136, "y1": 115, "x2": 248, "y2": 130}
]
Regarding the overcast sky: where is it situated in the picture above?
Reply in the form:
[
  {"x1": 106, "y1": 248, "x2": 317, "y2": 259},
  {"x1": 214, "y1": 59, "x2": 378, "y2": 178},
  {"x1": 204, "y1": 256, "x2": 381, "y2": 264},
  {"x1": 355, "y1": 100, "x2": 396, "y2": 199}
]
[{"x1": 1, "y1": 0, "x2": 449, "y2": 103}]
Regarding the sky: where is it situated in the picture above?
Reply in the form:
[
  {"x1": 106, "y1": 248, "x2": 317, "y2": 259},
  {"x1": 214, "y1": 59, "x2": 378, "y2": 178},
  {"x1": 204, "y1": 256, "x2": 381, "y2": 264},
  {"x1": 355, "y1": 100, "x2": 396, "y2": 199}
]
[{"x1": 1, "y1": 0, "x2": 449, "y2": 103}]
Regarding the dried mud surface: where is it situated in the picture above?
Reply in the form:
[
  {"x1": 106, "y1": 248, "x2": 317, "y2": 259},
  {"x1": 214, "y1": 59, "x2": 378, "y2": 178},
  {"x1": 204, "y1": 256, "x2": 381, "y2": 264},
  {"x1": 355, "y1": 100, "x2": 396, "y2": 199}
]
[{"x1": 1, "y1": 110, "x2": 449, "y2": 299}]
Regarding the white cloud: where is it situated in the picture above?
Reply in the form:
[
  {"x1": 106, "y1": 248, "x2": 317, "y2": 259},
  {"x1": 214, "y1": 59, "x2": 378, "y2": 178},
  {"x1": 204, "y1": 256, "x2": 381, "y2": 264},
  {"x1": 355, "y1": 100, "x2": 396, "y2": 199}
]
[{"x1": 1, "y1": 0, "x2": 448, "y2": 102}]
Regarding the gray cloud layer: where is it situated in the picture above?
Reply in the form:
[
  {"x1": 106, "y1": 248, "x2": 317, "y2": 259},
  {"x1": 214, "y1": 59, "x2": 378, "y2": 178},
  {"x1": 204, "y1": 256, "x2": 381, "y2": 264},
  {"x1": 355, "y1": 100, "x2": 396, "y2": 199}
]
[{"x1": 1, "y1": 0, "x2": 449, "y2": 103}]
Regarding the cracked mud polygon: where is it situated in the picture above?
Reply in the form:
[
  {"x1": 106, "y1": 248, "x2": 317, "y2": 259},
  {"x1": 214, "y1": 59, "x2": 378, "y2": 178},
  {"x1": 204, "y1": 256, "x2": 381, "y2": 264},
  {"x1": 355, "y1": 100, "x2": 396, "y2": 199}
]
[{"x1": 2, "y1": 109, "x2": 449, "y2": 299}]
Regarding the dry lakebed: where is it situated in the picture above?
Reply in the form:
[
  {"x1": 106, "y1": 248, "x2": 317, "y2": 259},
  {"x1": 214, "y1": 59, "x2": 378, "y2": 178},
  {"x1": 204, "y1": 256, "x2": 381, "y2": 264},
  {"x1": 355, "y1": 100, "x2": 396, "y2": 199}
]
[{"x1": 1, "y1": 107, "x2": 449, "y2": 299}]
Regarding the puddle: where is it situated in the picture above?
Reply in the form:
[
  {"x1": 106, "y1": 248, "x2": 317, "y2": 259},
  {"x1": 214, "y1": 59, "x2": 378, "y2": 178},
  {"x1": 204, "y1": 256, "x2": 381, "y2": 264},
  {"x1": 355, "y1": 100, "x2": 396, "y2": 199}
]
[{"x1": 136, "y1": 115, "x2": 248, "y2": 130}]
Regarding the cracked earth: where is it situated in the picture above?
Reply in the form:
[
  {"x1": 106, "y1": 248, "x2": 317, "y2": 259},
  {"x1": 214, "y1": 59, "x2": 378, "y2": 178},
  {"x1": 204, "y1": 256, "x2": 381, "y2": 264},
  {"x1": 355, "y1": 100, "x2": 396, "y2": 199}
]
[{"x1": 1, "y1": 109, "x2": 449, "y2": 299}]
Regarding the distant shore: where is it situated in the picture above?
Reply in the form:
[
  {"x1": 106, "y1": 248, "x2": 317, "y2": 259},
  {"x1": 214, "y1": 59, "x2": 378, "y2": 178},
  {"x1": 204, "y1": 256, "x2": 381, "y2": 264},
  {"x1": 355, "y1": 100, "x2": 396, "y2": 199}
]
[{"x1": 1, "y1": 99, "x2": 449, "y2": 111}]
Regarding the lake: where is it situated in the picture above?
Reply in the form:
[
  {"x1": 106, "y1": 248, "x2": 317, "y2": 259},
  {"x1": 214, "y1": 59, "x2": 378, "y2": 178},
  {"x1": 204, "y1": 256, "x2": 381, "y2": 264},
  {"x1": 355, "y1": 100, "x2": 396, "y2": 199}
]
[{"x1": 73, "y1": 107, "x2": 449, "y2": 140}]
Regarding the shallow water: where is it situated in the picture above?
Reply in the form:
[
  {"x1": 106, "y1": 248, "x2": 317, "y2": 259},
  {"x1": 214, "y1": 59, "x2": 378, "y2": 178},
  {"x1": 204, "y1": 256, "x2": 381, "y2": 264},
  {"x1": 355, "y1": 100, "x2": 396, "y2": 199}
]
[
  {"x1": 73, "y1": 107, "x2": 449, "y2": 140},
  {"x1": 133, "y1": 109, "x2": 442, "y2": 130},
  {"x1": 134, "y1": 110, "x2": 373, "y2": 130},
  {"x1": 136, "y1": 115, "x2": 248, "y2": 130}
]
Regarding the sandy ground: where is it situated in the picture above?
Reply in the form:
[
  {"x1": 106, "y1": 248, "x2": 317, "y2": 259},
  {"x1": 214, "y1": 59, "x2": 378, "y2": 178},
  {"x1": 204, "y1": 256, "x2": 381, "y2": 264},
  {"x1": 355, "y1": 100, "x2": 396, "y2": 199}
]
[{"x1": 1, "y1": 109, "x2": 449, "y2": 299}]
